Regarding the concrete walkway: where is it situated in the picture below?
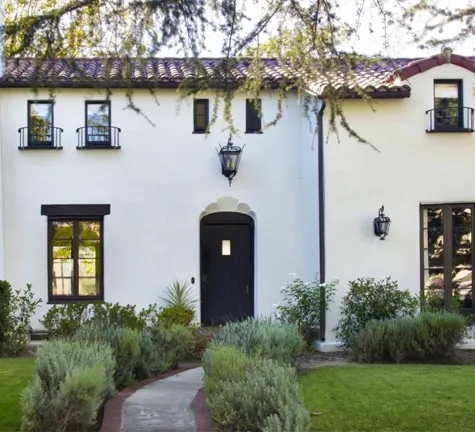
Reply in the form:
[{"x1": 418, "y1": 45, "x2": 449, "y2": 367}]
[{"x1": 121, "y1": 367, "x2": 204, "y2": 432}]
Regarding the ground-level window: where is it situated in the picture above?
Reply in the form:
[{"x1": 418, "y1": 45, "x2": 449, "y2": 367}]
[
  {"x1": 41, "y1": 204, "x2": 110, "y2": 302},
  {"x1": 421, "y1": 203, "x2": 474, "y2": 312}
]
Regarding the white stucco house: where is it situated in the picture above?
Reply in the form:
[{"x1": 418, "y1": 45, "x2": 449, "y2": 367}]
[{"x1": 0, "y1": 43, "x2": 472, "y2": 350}]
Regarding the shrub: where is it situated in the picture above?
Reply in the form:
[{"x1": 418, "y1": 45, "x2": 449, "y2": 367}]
[
  {"x1": 204, "y1": 347, "x2": 309, "y2": 432},
  {"x1": 190, "y1": 326, "x2": 216, "y2": 359},
  {"x1": 212, "y1": 318, "x2": 304, "y2": 366},
  {"x1": 21, "y1": 340, "x2": 115, "y2": 432},
  {"x1": 0, "y1": 280, "x2": 12, "y2": 356},
  {"x1": 41, "y1": 302, "x2": 158, "y2": 339},
  {"x1": 159, "y1": 279, "x2": 197, "y2": 309},
  {"x1": 135, "y1": 329, "x2": 161, "y2": 380},
  {"x1": 74, "y1": 319, "x2": 141, "y2": 389},
  {"x1": 157, "y1": 305, "x2": 195, "y2": 327},
  {"x1": 3, "y1": 283, "x2": 42, "y2": 357},
  {"x1": 41, "y1": 303, "x2": 93, "y2": 339},
  {"x1": 92, "y1": 302, "x2": 158, "y2": 330},
  {"x1": 150, "y1": 324, "x2": 193, "y2": 370},
  {"x1": 274, "y1": 275, "x2": 337, "y2": 344},
  {"x1": 335, "y1": 277, "x2": 419, "y2": 347},
  {"x1": 203, "y1": 345, "x2": 252, "y2": 395},
  {"x1": 352, "y1": 312, "x2": 467, "y2": 363}
]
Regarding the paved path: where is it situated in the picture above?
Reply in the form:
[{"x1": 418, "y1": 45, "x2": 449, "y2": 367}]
[{"x1": 121, "y1": 367, "x2": 204, "y2": 432}]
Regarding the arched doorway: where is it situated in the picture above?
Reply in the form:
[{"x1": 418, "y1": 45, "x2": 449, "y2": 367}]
[{"x1": 200, "y1": 211, "x2": 255, "y2": 325}]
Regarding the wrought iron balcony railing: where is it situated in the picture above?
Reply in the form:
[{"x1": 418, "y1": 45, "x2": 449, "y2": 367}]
[
  {"x1": 76, "y1": 126, "x2": 122, "y2": 149},
  {"x1": 426, "y1": 106, "x2": 474, "y2": 133},
  {"x1": 18, "y1": 126, "x2": 64, "y2": 150}
]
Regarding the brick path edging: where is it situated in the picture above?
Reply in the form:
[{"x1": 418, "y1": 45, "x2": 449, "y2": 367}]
[
  {"x1": 99, "y1": 364, "x2": 199, "y2": 432},
  {"x1": 190, "y1": 387, "x2": 214, "y2": 432}
]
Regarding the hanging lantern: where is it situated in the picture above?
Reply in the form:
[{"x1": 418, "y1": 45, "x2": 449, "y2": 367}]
[
  {"x1": 216, "y1": 136, "x2": 245, "y2": 186},
  {"x1": 373, "y1": 205, "x2": 391, "y2": 240}
]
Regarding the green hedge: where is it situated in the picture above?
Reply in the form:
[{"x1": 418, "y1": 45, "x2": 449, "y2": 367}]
[
  {"x1": 203, "y1": 319, "x2": 308, "y2": 431},
  {"x1": 21, "y1": 340, "x2": 116, "y2": 432},
  {"x1": 203, "y1": 345, "x2": 309, "y2": 432},
  {"x1": 212, "y1": 317, "x2": 304, "y2": 366},
  {"x1": 351, "y1": 312, "x2": 467, "y2": 363}
]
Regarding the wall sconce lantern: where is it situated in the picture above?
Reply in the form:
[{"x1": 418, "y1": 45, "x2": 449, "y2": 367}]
[
  {"x1": 216, "y1": 136, "x2": 245, "y2": 186},
  {"x1": 373, "y1": 205, "x2": 391, "y2": 240}
]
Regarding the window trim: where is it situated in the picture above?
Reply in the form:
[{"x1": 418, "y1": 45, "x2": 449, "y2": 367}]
[
  {"x1": 433, "y1": 79, "x2": 464, "y2": 130},
  {"x1": 193, "y1": 99, "x2": 209, "y2": 133},
  {"x1": 245, "y1": 98, "x2": 263, "y2": 133},
  {"x1": 85, "y1": 100, "x2": 112, "y2": 146},
  {"x1": 420, "y1": 202, "x2": 475, "y2": 313},
  {"x1": 27, "y1": 100, "x2": 55, "y2": 147},
  {"x1": 42, "y1": 204, "x2": 110, "y2": 303}
]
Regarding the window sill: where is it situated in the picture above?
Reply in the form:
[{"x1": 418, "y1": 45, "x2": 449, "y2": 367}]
[
  {"x1": 245, "y1": 130, "x2": 263, "y2": 134},
  {"x1": 192, "y1": 131, "x2": 208, "y2": 134},
  {"x1": 19, "y1": 145, "x2": 62, "y2": 150},
  {"x1": 47, "y1": 298, "x2": 104, "y2": 305},
  {"x1": 77, "y1": 144, "x2": 121, "y2": 150},
  {"x1": 426, "y1": 128, "x2": 474, "y2": 133}
]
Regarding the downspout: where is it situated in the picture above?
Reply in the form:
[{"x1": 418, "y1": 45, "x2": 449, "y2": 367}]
[{"x1": 317, "y1": 99, "x2": 327, "y2": 342}]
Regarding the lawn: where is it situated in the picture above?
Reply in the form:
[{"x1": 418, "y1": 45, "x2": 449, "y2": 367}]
[
  {"x1": 0, "y1": 358, "x2": 36, "y2": 432},
  {"x1": 300, "y1": 364, "x2": 475, "y2": 432}
]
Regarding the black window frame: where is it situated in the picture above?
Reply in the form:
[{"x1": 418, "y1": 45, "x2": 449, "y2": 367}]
[
  {"x1": 193, "y1": 99, "x2": 209, "y2": 133},
  {"x1": 85, "y1": 100, "x2": 112, "y2": 146},
  {"x1": 41, "y1": 204, "x2": 110, "y2": 303},
  {"x1": 433, "y1": 79, "x2": 464, "y2": 131},
  {"x1": 245, "y1": 99, "x2": 263, "y2": 133},
  {"x1": 420, "y1": 202, "x2": 475, "y2": 314},
  {"x1": 27, "y1": 100, "x2": 55, "y2": 147}
]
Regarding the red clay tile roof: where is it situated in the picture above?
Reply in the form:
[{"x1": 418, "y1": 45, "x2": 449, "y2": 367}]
[{"x1": 2, "y1": 53, "x2": 474, "y2": 96}]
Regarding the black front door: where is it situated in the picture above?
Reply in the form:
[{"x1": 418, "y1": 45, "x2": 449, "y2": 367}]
[{"x1": 200, "y1": 212, "x2": 254, "y2": 326}]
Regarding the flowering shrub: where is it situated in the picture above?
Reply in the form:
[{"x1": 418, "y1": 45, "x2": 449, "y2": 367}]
[
  {"x1": 335, "y1": 277, "x2": 419, "y2": 348},
  {"x1": 274, "y1": 274, "x2": 337, "y2": 344}
]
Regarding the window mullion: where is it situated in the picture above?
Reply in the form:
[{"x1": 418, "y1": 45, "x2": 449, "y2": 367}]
[
  {"x1": 443, "y1": 206, "x2": 453, "y2": 310},
  {"x1": 72, "y1": 221, "x2": 80, "y2": 297}
]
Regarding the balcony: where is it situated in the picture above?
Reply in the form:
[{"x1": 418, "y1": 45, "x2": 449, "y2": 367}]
[
  {"x1": 76, "y1": 126, "x2": 121, "y2": 150},
  {"x1": 18, "y1": 127, "x2": 64, "y2": 150},
  {"x1": 426, "y1": 106, "x2": 474, "y2": 133}
]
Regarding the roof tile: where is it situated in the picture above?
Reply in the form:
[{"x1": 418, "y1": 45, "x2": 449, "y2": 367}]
[{"x1": 2, "y1": 54, "x2": 474, "y2": 95}]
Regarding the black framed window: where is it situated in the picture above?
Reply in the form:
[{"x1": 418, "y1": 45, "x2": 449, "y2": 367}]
[
  {"x1": 28, "y1": 101, "x2": 54, "y2": 146},
  {"x1": 246, "y1": 99, "x2": 262, "y2": 133},
  {"x1": 41, "y1": 204, "x2": 110, "y2": 303},
  {"x1": 421, "y1": 203, "x2": 474, "y2": 313},
  {"x1": 434, "y1": 80, "x2": 463, "y2": 130},
  {"x1": 86, "y1": 101, "x2": 111, "y2": 145},
  {"x1": 193, "y1": 99, "x2": 209, "y2": 133}
]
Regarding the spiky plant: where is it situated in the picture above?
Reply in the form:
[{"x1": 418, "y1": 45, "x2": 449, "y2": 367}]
[{"x1": 159, "y1": 279, "x2": 197, "y2": 310}]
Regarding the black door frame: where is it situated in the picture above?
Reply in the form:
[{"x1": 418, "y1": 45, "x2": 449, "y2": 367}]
[{"x1": 199, "y1": 211, "x2": 255, "y2": 325}]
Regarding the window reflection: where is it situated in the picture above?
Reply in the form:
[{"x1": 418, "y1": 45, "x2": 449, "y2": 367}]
[{"x1": 49, "y1": 219, "x2": 102, "y2": 299}]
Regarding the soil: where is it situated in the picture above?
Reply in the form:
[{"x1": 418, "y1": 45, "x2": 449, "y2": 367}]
[{"x1": 299, "y1": 349, "x2": 475, "y2": 370}]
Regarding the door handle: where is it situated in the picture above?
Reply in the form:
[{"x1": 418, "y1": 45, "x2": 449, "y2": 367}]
[{"x1": 246, "y1": 284, "x2": 249, "y2": 295}]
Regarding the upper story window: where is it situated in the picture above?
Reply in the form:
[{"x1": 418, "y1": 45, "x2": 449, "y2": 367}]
[
  {"x1": 41, "y1": 204, "x2": 110, "y2": 303},
  {"x1": 18, "y1": 100, "x2": 63, "y2": 150},
  {"x1": 193, "y1": 99, "x2": 209, "y2": 133},
  {"x1": 86, "y1": 101, "x2": 111, "y2": 144},
  {"x1": 426, "y1": 80, "x2": 474, "y2": 133},
  {"x1": 77, "y1": 101, "x2": 121, "y2": 149},
  {"x1": 246, "y1": 99, "x2": 262, "y2": 133}
]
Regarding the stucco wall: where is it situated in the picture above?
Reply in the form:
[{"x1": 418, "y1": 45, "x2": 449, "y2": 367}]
[
  {"x1": 323, "y1": 63, "x2": 475, "y2": 342},
  {"x1": 0, "y1": 88, "x2": 313, "y2": 327}
]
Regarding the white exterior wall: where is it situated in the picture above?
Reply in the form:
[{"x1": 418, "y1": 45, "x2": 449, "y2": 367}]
[
  {"x1": 323, "y1": 63, "x2": 475, "y2": 344},
  {"x1": 0, "y1": 88, "x2": 316, "y2": 328}
]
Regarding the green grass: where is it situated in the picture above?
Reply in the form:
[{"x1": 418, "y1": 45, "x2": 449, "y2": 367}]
[
  {"x1": 300, "y1": 364, "x2": 475, "y2": 432},
  {"x1": 0, "y1": 358, "x2": 35, "y2": 432}
]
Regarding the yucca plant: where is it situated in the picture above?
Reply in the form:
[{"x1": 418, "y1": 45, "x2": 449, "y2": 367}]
[{"x1": 159, "y1": 279, "x2": 197, "y2": 309}]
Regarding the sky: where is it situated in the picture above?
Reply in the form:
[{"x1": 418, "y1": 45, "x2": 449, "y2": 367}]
[{"x1": 159, "y1": 0, "x2": 475, "y2": 58}]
